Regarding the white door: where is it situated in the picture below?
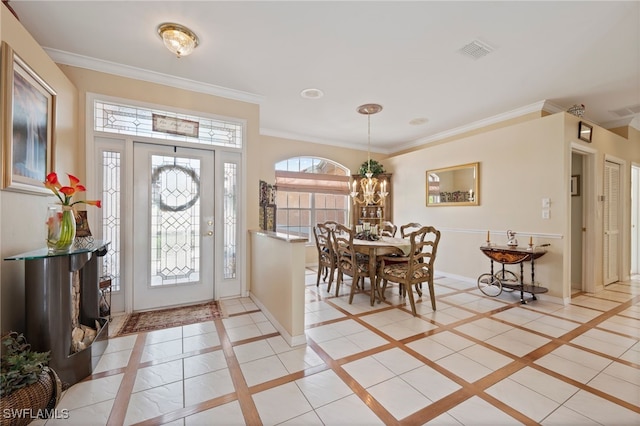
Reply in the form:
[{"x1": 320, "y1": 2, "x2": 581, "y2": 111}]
[
  {"x1": 604, "y1": 160, "x2": 620, "y2": 285},
  {"x1": 133, "y1": 143, "x2": 215, "y2": 311},
  {"x1": 632, "y1": 165, "x2": 640, "y2": 275}
]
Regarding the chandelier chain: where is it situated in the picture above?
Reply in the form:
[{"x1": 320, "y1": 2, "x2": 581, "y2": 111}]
[{"x1": 351, "y1": 103, "x2": 388, "y2": 210}]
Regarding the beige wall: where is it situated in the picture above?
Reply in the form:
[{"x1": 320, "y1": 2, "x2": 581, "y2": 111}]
[
  {"x1": 388, "y1": 114, "x2": 565, "y2": 297},
  {"x1": 1, "y1": 5, "x2": 78, "y2": 333},
  {"x1": 387, "y1": 112, "x2": 640, "y2": 302},
  {"x1": 250, "y1": 231, "x2": 307, "y2": 345}
]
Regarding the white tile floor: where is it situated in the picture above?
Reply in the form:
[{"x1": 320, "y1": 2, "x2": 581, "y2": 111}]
[{"x1": 31, "y1": 269, "x2": 640, "y2": 425}]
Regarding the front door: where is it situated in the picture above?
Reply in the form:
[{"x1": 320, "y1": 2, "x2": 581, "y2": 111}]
[{"x1": 133, "y1": 143, "x2": 215, "y2": 311}]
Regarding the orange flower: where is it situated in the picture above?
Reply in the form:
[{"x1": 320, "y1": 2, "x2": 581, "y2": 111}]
[
  {"x1": 44, "y1": 172, "x2": 62, "y2": 192},
  {"x1": 43, "y1": 172, "x2": 101, "y2": 209}
]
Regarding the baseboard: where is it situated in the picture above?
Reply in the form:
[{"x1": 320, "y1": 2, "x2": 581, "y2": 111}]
[{"x1": 248, "y1": 293, "x2": 307, "y2": 347}]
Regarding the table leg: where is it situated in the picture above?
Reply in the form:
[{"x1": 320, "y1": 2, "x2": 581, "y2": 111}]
[
  {"x1": 530, "y1": 257, "x2": 537, "y2": 301},
  {"x1": 368, "y1": 248, "x2": 381, "y2": 306},
  {"x1": 519, "y1": 261, "x2": 525, "y2": 304}
]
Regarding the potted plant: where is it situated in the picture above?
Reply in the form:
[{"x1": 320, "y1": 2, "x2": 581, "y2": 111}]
[
  {"x1": 0, "y1": 332, "x2": 61, "y2": 426},
  {"x1": 358, "y1": 159, "x2": 386, "y2": 177}
]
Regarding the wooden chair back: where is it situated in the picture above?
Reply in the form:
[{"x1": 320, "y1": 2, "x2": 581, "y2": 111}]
[
  {"x1": 400, "y1": 222, "x2": 422, "y2": 238},
  {"x1": 322, "y1": 220, "x2": 340, "y2": 231},
  {"x1": 409, "y1": 226, "x2": 441, "y2": 273},
  {"x1": 380, "y1": 221, "x2": 397, "y2": 238},
  {"x1": 378, "y1": 226, "x2": 441, "y2": 315},
  {"x1": 331, "y1": 223, "x2": 369, "y2": 301},
  {"x1": 313, "y1": 223, "x2": 336, "y2": 289}
]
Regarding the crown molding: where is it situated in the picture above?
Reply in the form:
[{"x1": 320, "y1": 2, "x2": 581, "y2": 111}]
[
  {"x1": 44, "y1": 48, "x2": 265, "y2": 105},
  {"x1": 263, "y1": 100, "x2": 572, "y2": 155},
  {"x1": 393, "y1": 100, "x2": 551, "y2": 152},
  {"x1": 541, "y1": 100, "x2": 565, "y2": 115},
  {"x1": 260, "y1": 127, "x2": 378, "y2": 153},
  {"x1": 601, "y1": 116, "x2": 640, "y2": 131}
]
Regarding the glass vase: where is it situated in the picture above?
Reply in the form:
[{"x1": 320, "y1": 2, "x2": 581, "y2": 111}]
[{"x1": 46, "y1": 205, "x2": 76, "y2": 252}]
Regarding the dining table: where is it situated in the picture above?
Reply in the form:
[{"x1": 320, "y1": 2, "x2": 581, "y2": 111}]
[{"x1": 352, "y1": 236, "x2": 412, "y2": 306}]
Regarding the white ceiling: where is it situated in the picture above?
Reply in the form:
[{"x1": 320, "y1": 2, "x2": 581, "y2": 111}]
[{"x1": 8, "y1": 1, "x2": 640, "y2": 153}]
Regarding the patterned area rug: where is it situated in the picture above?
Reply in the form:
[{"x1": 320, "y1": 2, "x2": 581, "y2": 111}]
[{"x1": 112, "y1": 301, "x2": 222, "y2": 337}]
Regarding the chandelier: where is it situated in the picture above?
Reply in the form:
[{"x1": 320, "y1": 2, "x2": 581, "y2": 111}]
[
  {"x1": 350, "y1": 103, "x2": 388, "y2": 206},
  {"x1": 157, "y1": 23, "x2": 199, "y2": 58}
]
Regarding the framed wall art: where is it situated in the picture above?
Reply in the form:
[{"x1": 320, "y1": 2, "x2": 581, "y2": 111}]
[
  {"x1": 1, "y1": 41, "x2": 56, "y2": 194},
  {"x1": 578, "y1": 121, "x2": 592, "y2": 143}
]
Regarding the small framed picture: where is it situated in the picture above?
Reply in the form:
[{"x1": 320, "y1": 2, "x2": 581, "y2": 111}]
[
  {"x1": 571, "y1": 175, "x2": 580, "y2": 196},
  {"x1": 578, "y1": 121, "x2": 592, "y2": 143}
]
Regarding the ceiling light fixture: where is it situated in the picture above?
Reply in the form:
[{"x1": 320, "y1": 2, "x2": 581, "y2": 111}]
[
  {"x1": 567, "y1": 103, "x2": 586, "y2": 117},
  {"x1": 157, "y1": 22, "x2": 199, "y2": 58},
  {"x1": 350, "y1": 103, "x2": 388, "y2": 207}
]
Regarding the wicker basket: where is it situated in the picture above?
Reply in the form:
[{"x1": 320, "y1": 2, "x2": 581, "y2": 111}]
[{"x1": 0, "y1": 368, "x2": 61, "y2": 426}]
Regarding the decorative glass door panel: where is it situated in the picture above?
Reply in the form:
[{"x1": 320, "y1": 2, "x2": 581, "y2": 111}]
[{"x1": 133, "y1": 143, "x2": 214, "y2": 311}]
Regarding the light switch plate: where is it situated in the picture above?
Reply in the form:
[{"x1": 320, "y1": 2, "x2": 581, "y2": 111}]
[{"x1": 542, "y1": 198, "x2": 550, "y2": 208}]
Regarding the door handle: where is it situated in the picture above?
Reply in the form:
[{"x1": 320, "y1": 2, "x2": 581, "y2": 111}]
[{"x1": 206, "y1": 231, "x2": 213, "y2": 236}]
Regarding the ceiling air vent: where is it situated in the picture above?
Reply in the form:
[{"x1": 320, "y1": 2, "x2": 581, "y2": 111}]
[
  {"x1": 610, "y1": 103, "x2": 640, "y2": 118},
  {"x1": 459, "y1": 39, "x2": 494, "y2": 60}
]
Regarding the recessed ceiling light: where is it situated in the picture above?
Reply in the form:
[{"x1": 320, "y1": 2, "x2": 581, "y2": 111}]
[
  {"x1": 409, "y1": 117, "x2": 429, "y2": 125},
  {"x1": 300, "y1": 88, "x2": 324, "y2": 99}
]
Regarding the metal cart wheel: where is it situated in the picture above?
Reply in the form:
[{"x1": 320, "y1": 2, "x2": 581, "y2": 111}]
[
  {"x1": 494, "y1": 269, "x2": 518, "y2": 292},
  {"x1": 477, "y1": 273, "x2": 503, "y2": 297}
]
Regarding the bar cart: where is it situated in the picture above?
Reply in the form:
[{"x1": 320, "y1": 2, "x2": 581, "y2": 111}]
[{"x1": 477, "y1": 244, "x2": 549, "y2": 304}]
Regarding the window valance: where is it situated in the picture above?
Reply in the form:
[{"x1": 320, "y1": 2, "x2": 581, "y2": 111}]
[{"x1": 275, "y1": 171, "x2": 350, "y2": 195}]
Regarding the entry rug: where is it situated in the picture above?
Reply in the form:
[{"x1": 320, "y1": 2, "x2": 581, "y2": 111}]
[{"x1": 112, "y1": 301, "x2": 222, "y2": 337}]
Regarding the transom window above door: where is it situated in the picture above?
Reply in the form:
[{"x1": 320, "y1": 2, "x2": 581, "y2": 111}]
[{"x1": 94, "y1": 100, "x2": 243, "y2": 148}]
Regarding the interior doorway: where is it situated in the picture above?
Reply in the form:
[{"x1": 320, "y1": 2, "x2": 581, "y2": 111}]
[
  {"x1": 571, "y1": 152, "x2": 585, "y2": 292},
  {"x1": 632, "y1": 164, "x2": 640, "y2": 276},
  {"x1": 570, "y1": 145, "x2": 597, "y2": 295}
]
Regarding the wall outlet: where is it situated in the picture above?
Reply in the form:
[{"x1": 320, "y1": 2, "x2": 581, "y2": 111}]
[{"x1": 542, "y1": 209, "x2": 550, "y2": 219}]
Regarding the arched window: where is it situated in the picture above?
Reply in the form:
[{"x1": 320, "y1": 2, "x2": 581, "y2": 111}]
[{"x1": 275, "y1": 157, "x2": 350, "y2": 238}]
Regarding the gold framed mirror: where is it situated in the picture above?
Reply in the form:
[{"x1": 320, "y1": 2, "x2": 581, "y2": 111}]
[{"x1": 426, "y1": 162, "x2": 479, "y2": 206}]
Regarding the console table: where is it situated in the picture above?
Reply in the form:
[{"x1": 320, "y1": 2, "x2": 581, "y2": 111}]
[
  {"x1": 478, "y1": 244, "x2": 548, "y2": 304},
  {"x1": 5, "y1": 241, "x2": 110, "y2": 387}
]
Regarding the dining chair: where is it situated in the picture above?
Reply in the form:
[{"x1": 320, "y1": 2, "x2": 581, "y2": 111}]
[
  {"x1": 377, "y1": 226, "x2": 441, "y2": 316},
  {"x1": 400, "y1": 222, "x2": 422, "y2": 238},
  {"x1": 380, "y1": 221, "x2": 397, "y2": 238},
  {"x1": 331, "y1": 223, "x2": 371, "y2": 302},
  {"x1": 313, "y1": 224, "x2": 336, "y2": 291},
  {"x1": 390, "y1": 222, "x2": 424, "y2": 294},
  {"x1": 322, "y1": 220, "x2": 340, "y2": 231}
]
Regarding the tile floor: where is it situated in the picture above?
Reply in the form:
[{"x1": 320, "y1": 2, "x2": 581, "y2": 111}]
[{"x1": 33, "y1": 270, "x2": 639, "y2": 425}]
